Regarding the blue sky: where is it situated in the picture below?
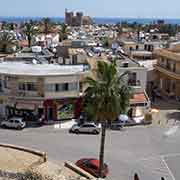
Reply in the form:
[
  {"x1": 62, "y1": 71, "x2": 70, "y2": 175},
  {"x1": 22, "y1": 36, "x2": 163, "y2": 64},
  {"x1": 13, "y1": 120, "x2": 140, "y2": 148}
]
[{"x1": 0, "y1": 0, "x2": 179, "y2": 18}]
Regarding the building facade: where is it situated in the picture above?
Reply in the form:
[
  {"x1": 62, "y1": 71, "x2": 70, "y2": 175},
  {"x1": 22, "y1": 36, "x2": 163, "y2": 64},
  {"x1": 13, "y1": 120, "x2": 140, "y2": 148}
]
[
  {"x1": 155, "y1": 48, "x2": 180, "y2": 99},
  {"x1": 0, "y1": 61, "x2": 87, "y2": 121},
  {"x1": 65, "y1": 10, "x2": 83, "y2": 26}
]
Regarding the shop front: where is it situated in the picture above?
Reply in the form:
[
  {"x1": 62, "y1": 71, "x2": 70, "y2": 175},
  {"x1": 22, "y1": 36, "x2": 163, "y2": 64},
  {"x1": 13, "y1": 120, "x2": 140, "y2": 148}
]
[
  {"x1": 6, "y1": 99, "x2": 44, "y2": 121},
  {"x1": 43, "y1": 98, "x2": 77, "y2": 121}
]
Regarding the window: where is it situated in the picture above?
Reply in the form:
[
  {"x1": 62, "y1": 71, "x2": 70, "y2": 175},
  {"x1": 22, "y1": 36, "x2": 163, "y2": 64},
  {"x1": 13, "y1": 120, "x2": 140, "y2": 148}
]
[
  {"x1": 82, "y1": 124, "x2": 95, "y2": 128},
  {"x1": 166, "y1": 60, "x2": 170, "y2": 70},
  {"x1": 19, "y1": 83, "x2": 26, "y2": 90},
  {"x1": 172, "y1": 63, "x2": 176, "y2": 72},
  {"x1": 68, "y1": 83, "x2": 78, "y2": 91},
  {"x1": 64, "y1": 83, "x2": 69, "y2": 91},
  {"x1": 128, "y1": 72, "x2": 137, "y2": 86},
  {"x1": 27, "y1": 83, "x2": 36, "y2": 91},
  {"x1": 46, "y1": 83, "x2": 78, "y2": 92},
  {"x1": 55, "y1": 83, "x2": 69, "y2": 92},
  {"x1": 72, "y1": 55, "x2": 78, "y2": 64},
  {"x1": 18, "y1": 82, "x2": 37, "y2": 91},
  {"x1": 123, "y1": 63, "x2": 129, "y2": 67},
  {"x1": 4, "y1": 76, "x2": 9, "y2": 89},
  {"x1": 86, "y1": 163, "x2": 98, "y2": 170},
  {"x1": 0, "y1": 79, "x2": 3, "y2": 92},
  {"x1": 45, "y1": 84, "x2": 55, "y2": 92}
]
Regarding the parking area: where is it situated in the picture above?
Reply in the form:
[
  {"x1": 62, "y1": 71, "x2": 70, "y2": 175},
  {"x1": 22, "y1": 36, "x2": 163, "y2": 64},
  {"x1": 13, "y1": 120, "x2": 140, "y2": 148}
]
[{"x1": 0, "y1": 125, "x2": 180, "y2": 180}]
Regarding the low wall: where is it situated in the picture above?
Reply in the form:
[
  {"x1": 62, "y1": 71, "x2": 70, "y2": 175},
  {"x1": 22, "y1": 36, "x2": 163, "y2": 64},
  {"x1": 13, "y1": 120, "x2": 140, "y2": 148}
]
[{"x1": 0, "y1": 143, "x2": 47, "y2": 163}]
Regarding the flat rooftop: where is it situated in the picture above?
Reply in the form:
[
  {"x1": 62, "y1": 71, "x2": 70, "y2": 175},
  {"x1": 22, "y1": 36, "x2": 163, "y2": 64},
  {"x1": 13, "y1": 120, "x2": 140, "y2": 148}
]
[
  {"x1": 131, "y1": 50, "x2": 153, "y2": 56},
  {"x1": 0, "y1": 62, "x2": 85, "y2": 76}
]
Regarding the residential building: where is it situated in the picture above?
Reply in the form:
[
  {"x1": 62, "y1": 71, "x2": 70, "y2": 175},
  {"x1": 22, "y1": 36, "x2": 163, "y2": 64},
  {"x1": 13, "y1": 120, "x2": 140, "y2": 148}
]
[
  {"x1": 116, "y1": 55, "x2": 147, "y2": 90},
  {"x1": 0, "y1": 61, "x2": 88, "y2": 121},
  {"x1": 56, "y1": 47, "x2": 88, "y2": 65},
  {"x1": 155, "y1": 47, "x2": 180, "y2": 99},
  {"x1": 87, "y1": 53, "x2": 150, "y2": 110}
]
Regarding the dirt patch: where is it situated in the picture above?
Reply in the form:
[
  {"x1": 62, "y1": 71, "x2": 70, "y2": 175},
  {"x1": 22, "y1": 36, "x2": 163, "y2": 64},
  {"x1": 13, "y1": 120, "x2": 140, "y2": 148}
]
[{"x1": 0, "y1": 147, "x2": 41, "y2": 172}]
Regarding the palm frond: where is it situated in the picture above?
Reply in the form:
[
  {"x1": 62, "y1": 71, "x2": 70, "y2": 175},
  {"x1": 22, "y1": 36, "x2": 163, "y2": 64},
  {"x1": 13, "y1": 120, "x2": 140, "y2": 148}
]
[{"x1": 83, "y1": 61, "x2": 131, "y2": 123}]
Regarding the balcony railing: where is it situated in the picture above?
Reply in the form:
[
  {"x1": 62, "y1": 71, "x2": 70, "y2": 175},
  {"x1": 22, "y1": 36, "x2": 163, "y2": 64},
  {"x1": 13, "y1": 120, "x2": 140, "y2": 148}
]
[
  {"x1": 17, "y1": 91, "x2": 44, "y2": 98},
  {"x1": 155, "y1": 64, "x2": 180, "y2": 80},
  {"x1": 157, "y1": 63, "x2": 180, "y2": 74}
]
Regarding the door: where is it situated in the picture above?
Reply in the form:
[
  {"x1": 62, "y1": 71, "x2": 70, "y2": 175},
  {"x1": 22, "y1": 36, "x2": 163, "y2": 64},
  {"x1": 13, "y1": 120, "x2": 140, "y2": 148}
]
[
  {"x1": 80, "y1": 124, "x2": 89, "y2": 132},
  {"x1": 8, "y1": 120, "x2": 14, "y2": 128},
  {"x1": 38, "y1": 108, "x2": 44, "y2": 118},
  {"x1": 47, "y1": 108, "x2": 53, "y2": 120},
  {"x1": 14, "y1": 120, "x2": 20, "y2": 128}
]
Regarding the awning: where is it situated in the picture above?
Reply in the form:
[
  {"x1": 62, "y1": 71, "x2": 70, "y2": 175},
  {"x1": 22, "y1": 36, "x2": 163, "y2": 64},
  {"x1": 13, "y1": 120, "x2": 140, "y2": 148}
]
[
  {"x1": 16, "y1": 103, "x2": 35, "y2": 110},
  {"x1": 130, "y1": 93, "x2": 148, "y2": 104}
]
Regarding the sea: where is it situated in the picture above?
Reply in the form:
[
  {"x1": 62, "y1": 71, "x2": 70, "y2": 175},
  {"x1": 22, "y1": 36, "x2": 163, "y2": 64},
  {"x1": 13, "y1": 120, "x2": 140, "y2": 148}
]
[{"x1": 0, "y1": 16, "x2": 180, "y2": 25}]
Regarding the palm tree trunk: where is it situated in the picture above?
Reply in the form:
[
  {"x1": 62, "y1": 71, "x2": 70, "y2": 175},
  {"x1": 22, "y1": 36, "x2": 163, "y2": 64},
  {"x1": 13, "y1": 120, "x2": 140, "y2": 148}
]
[
  {"x1": 28, "y1": 35, "x2": 31, "y2": 48},
  {"x1": 99, "y1": 121, "x2": 106, "y2": 178},
  {"x1": 2, "y1": 44, "x2": 7, "y2": 53}
]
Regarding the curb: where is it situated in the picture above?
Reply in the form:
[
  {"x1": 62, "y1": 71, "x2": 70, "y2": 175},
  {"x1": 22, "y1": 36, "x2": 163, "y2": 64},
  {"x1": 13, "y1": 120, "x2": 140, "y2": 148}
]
[
  {"x1": 65, "y1": 161, "x2": 96, "y2": 180},
  {"x1": 0, "y1": 143, "x2": 47, "y2": 163}
]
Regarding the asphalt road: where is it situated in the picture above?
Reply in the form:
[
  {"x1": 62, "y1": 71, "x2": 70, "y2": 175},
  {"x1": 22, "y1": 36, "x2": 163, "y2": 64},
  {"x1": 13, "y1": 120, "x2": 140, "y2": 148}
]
[{"x1": 0, "y1": 125, "x2": 180, "y2": 180}]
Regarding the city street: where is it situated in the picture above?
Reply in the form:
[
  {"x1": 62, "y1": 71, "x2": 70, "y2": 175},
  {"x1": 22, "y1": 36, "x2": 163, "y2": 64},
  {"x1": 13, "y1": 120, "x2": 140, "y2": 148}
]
[{"x1": 0, "y1": 125, "x2": 180, "y2": 180}]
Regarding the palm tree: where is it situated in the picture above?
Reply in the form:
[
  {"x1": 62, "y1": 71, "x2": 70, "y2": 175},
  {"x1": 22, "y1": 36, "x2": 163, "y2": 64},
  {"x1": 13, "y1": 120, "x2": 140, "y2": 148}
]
[
  {"x1": 42, "y1": 17, "x2": 54, "y2": 35},
  {"x1": 84, "y1": 61, "x2": 132, "y2": 177},
  {"x1": 0, "y1": 31, "x2": 18, "y2": 53},
  {"x1": 23, "y1": 22, "x2": 39, "y2": 47},
  {"x1": 58, "y1": 23, "x2": 68, "y2": 42}
]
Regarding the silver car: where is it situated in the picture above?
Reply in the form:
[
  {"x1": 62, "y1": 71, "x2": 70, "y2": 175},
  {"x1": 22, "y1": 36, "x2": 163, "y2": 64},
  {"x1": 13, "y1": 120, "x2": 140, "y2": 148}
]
[
  {"x1": 1, "y1": 117, "x2": 26, "y2": 130},
  {"x1": 69, "y1": 123, "x2": 100, "y2": 134}
]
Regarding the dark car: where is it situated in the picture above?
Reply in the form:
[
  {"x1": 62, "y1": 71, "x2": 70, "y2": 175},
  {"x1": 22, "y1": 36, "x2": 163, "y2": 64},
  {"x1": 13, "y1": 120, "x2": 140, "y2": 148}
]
[
  {"x1": 110, "y1": 121, "x2": 123, "y2": 130},
  {"x1": 75, "y1": 158, "x2": 109, "y2": 178}
]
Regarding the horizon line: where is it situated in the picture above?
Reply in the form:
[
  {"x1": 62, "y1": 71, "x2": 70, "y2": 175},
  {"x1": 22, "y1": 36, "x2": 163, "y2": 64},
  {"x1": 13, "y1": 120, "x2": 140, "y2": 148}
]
[{"x1": 0, "y1": 15, "x2": 179, "y2": 20}]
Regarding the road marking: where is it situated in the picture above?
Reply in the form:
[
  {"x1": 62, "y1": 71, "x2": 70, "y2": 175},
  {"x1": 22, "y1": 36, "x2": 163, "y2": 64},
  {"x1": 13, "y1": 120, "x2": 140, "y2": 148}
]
[
  {"x1": 161, "y1": 157, "x2": 175, "y2": 180},
  {"x1": 161, "y1": 153, "x2": 180, "y2": 159},
  {"x1": 140, "y1": 153, "x2": 180, "y2": 162}
]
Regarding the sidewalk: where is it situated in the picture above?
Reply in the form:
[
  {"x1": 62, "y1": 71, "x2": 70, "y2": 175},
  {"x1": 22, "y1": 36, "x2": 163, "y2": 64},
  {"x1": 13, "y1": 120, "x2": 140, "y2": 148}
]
[{"x1": 151, "y1": 99, "x2": 180, "y2": 127}]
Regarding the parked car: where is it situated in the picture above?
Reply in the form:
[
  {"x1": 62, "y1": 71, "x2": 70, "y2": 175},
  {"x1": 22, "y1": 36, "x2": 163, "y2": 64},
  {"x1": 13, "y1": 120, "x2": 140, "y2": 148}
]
[
  {"x1": 69, "y1": 123, "x2": 100, "y2": 134},
  {"x1": 132, "y1": 107, "x2": 145, "y2": 123},
  {"x1": 75, "y1": 158, "x2": 109, "y2": 178},
  {"x1": 110, "y1": 121, "x2": 123, "y2": 130},
  {"x1": 1, "y1": 117, "x2": 26, "y2": 130}
]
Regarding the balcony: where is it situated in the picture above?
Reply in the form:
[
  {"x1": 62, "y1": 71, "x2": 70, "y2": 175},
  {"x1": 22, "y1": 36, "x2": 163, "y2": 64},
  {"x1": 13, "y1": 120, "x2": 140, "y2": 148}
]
[
  {"x1": 45, "y1": 91, "x2": 80, "y2": 99},
  {"x1": 15, "y1": 91, "x2": 44, "y2": 99},
  {"x1": 155, "y1": 64, "x2": 180, "y2": 80}
]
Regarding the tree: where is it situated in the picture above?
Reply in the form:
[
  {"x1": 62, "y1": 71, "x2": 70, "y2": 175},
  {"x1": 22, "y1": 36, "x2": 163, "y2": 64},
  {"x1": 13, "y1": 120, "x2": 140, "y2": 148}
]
[
  {"x1": 23, "y1": 22, "x2": 39, "y2": 47},
  {"x1": 42, "y1": 17, "x2": 54, "y2": 35},
  {"x1": 58, "y1": 23, "x2": 68, "y2": 42},
  {"x1": 84, "y1": 61, "x2": 131, "y2": 177},
  {"x1": 101, "y1": 37, "x2": 109, "y2": 48},
  {"x1": 0, "y1": 31, "x2": 18, "y2": 53}
]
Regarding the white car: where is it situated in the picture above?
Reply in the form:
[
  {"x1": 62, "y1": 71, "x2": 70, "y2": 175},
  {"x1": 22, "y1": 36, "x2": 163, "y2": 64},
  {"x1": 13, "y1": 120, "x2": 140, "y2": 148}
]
[
  {"x1": 69, "y1": 123, "x2": 100, "y2": 134},
  {"x1": 1, "y1": 117, "x2": 26, "y2": 130}
]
